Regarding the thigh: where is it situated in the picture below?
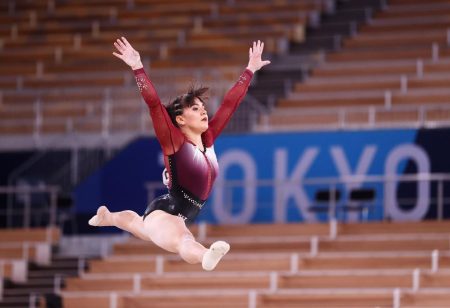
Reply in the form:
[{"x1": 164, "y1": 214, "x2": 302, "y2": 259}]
[
  {"x1": 143, "y1": 210, "x2": 193, "y2": 253},
  {"x1": 126, "y1": 212, "x2": 152, "y2": 241}
]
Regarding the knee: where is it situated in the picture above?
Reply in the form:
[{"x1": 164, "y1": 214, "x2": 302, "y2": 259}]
[
  {"x1": 177, "y1": 233, "x2": 195, "y2": 249},
  {"x1": 177, "y1": 233, "x2": 199, "y2": 264},
  {"x1": 180, "y1": 233, "x2": 195, "y2": 244},
  {"x1": 123, "y1": 210, "x2": 139, "y2": 219}
]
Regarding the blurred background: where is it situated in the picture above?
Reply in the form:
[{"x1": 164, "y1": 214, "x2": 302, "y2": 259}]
[{"x1": 1, "y1": 0, "x2": 450, "y2": 307}]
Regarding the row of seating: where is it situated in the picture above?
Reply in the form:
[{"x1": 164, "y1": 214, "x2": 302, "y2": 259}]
[
  {"x1": 85, "y1": 251, "x2": 449, "y2": 274},
  {"x1": 61, "y1": 291, "x2": 450, "y2": 308},
  {"x1": 66, "y1": 270, "x2": 450, "y2": 291},
  {"x1": 60, "y1": 220, "x2": 450, "y2": 307},
  {"x1": 110, "y1": 235, "x2": 449, "y2": 257}
]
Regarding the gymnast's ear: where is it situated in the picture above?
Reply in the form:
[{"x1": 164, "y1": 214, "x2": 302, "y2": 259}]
[{"x1": 175, "y1": 114, "x2": 185, "y2": 126}]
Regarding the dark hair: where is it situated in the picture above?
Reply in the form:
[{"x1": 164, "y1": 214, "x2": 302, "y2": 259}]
[{"x1": 165, "y1": 86, "x2": 209, "y2": 127}]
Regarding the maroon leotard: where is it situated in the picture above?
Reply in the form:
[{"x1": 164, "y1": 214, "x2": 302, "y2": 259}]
[{"x1": 134, "y1": 68, "x2": 253, "y2": 221}]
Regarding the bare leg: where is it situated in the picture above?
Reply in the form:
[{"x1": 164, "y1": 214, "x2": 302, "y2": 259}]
[
  {"x1": 143, "y1": 210, "x2": 230, "y2": 269},
  {"x1": 143, "y1": 210, "x2": 207, "y2": 263},
  {"x1": 88, "y1": 206, "x2": 150, "y2": 241},
  {"x1": 89, "y1": 206, "x2": 229, "y2": 270}
]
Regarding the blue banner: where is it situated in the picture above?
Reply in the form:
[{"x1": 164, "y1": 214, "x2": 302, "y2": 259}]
[{"x1": 75, "y1": 128, "x2": 450, "y2": 224}]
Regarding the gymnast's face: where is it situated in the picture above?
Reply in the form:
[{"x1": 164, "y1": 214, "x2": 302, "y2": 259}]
[{"x1": 176, "y1": 98, "x2": 208, "y2": 134}]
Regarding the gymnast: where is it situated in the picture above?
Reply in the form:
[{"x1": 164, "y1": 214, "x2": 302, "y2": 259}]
[{"x1": 89, "y1": 37, "x2": 270, "y2": 270}]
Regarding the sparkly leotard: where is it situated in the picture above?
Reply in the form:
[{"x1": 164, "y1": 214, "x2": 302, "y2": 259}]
[{"x1": 134, "y1": 67, "x2": 253, "y2": 222}]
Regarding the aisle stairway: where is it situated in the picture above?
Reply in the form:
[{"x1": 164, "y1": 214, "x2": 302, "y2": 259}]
[
  {"x1": 236, "y1": 0, "x2": 384, "y2": 132},
  {"x1": 260, "y1": 0, "x2": 450, "y2": 131},
  {"x1": 0, "y1": 227, "x2": 92, "y2": 308}
]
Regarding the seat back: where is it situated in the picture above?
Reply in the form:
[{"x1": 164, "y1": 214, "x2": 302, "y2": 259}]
[
  {"x1": 349, "y1": 188, "x2": 375, "y2": 202},
  {"x1": 315, "y1": 189, "x2": 342, "y2": 202}
]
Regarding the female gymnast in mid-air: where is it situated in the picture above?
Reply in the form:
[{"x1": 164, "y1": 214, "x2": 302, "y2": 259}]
[{"x1": 89, "y1": 37, "x2": 270, "y2": 270}]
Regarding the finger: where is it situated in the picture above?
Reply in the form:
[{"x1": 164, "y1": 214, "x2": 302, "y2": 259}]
[
  {"x1": 262, "y1": 60, "x2": 271, "y2": 66},
  {"x1": 121, "y1": 36, "x2": 131, "y2": 47},
  {"x1": 118, "y1": 38, "x2": 127, "y2": 50},
  {"x1": 114, "y1": 42, "x2": 124, "y2": 52},
  {"x1": 249, "y1": 47, "x2": 252, "y2": 58},
  {"x1": 253, "y1": 40, "x2": 259, "y2": 54},
  {"x1": 261, "y1": 41, "x2": 265, "y2": 52},
  {"x1": 116, "y1": 38, "x2": 127, "y2": 50},
  {"x1": 112, "y1": 52, "x2": 123, "y2": 60}
]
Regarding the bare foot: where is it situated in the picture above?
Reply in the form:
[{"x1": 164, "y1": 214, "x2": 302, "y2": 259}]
[{"x1": 88, "y1": 206, "x2": 111, "y2": 226}]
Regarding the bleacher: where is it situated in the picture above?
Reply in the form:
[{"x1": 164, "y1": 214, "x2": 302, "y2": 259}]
[
  {"x1": 2, "y1": 0, "x2": 450, "y2": 138},
  {"x1": 61, "y1": 221, "x2": 450, "y2": 307},
  {"x1": 261, "y1": 0, "x2": 450, "y2": 130},
  {"x1": 0, "y1": 0, "x2": 330, "y2": 141}
]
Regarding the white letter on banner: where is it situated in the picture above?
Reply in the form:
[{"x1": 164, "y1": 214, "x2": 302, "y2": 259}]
[
  {"x1": 385, "y1": 144, "x2": 430, "y2": 221},
  {"x1": 331, "y1": 145, "x2": 377, "y2": 221},
  {"x1": 274, "y1": 148, "x2": 319, "y2": 223},
  {"x1": 213, "y1": 150, "x2": 256, "y2": 224}
]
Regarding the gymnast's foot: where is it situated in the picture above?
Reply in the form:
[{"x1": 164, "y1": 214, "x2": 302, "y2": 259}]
[
  {"x1": 88, "y1": 205, "x2": 111, "y2": 227},
  {"x1": 202, "y1": 241, "x2": 230, "y2": 271}
]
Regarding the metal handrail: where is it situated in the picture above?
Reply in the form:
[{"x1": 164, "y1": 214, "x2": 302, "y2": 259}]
[
  {"x1": 258, "y1": 103, "x2": 450, "y2": 131},
  {"x1": 0, "y1": 186, "x2": 59, "y2": 228}
]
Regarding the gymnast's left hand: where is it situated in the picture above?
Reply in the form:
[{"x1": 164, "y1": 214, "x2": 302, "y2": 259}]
[
  {"x1": 246, "y1": 40, "x2": 271, "y2": 73},
  {"x1": 112, "y1": 36, "x2": 143, "y2": 70}
]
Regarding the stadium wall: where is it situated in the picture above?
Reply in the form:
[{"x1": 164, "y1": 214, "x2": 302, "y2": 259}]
[{"x1": 75, "y1": 128, "x2": 450, "y2": 224}]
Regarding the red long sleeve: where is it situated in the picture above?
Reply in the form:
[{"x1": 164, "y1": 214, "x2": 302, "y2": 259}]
[
  {"x1": 134, "y1": 68, "x2": 184, "y2": 155},
  {"x1": 203, "y1": 69, "x2": 253, "y2": 146}
]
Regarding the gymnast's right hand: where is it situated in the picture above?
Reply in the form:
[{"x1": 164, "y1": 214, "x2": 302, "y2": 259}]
[{"x1": 113, "y1": 37, "x2": 143, "y2": 70}]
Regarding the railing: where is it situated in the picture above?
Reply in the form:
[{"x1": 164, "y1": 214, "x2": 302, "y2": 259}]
[
  {"x1": 146, "y1": 173, "x2": 450, "y2": 222},
  {"x1": 19, "y1": 97, "x2": 445, "y2": 138},
  {"x1": 7, "y1": 58, "x2": 450, "y2": 147},
  {"x1": 258, "y1": 103, "x2": 450, "y2": 132},
  {"x1": 0, "y1": 66, "x2": 243, "y2": 150},
  {"x1": 225, "y1": 93, "x2": 269, "y2": 132},
  {"x1": 0, "y1": 186, "x2": 59, "y2": 228}
]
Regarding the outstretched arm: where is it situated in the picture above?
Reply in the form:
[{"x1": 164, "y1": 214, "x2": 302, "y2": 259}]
[
  {"x1": 113, "y1": 37, "x2": 183, "y2": 155},
  {"x1": 206, "y1": 40, "x2": 270, "y2": 142},
  {"x1": 113, "y1": 37, "x2": 161, "y2": 108}
]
